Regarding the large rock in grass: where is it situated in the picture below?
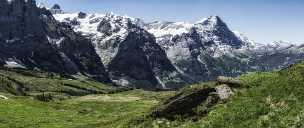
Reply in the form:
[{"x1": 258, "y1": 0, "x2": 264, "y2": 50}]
[
  {"x1": 152, "y1": 77, "x2": 239, "y2": 120},
  {"x1": 216, "y1": 76, "x2": 243, "y2": 87},
  {"x1": 152, "y1": 87, "x2": 217, "y2": 120}
]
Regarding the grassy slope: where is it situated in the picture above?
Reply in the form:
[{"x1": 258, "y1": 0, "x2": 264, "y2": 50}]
[
  {"x1": 132, "y1": 63, "x2": 304, "y2": 128},
  {"x1": 1, "y1": 63, "x2": 304, "y2": 128},
  {"x1": 191, "y1": 64, "x2": 304, "y2": 128},
  {"x1": 0, "y1": 68, "x2": 175, "y2": 128},
  {"x1": 0, "y1": 68, "x2": 118, "y2": 96},
  {"x1": 0, "y1": 90, "x2": 175, "y2": 128}
]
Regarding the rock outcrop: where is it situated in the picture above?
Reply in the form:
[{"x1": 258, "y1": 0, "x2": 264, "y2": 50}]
[
  {"x1": 152, "y1": 87, "x2": 217, "y2": 120},
  {"x1": 0, "y1": 0, "x2": 110, "y2": 82},
  {"x1": 216, "y1": 76, "x2": 243, "y2": 87},
  {"x1": 152, "y1": 76, "x2": 242, "y2": 120}
]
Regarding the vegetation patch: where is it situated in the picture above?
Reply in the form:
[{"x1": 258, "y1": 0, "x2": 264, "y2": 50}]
[
  {"x1": 0, "y1": 68, "x2": 126, "y2": 98},
  {"x1": 130, "y1": 63, "x2": 304, "y2": 128}
]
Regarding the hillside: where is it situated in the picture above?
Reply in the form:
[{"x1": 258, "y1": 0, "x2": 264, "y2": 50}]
[
  {"x1": 0, "y1": 67, "x2": 175, "y2": 128},
  {"x1": 130, "y1": 62, "x2": 304, "y2": 128},
  {"x1": 0, "y1": 67, "x2": 125, "y2": 98},
  {"x1": 1, "y1": 0, "x2": 304, "y2": 89},
  {"x1": 53, "y1": 10, "x2": 304, "y2": 89},
  {"x1": 1, "y1": 62, "x2": 304, "y2": 127},
  {"x1": 0, "y1": 1, "x2": 304, "y2": 128},
  {"x1": 0, "y1": 90, "x2": 174, "y2": 128}
]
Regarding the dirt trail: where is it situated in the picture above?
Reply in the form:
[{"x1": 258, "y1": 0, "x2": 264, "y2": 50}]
[
  {"x1": 0, "y1": 95, "x2": 8, "y2": 100},
  {"x1": 73, "y1": 94, "x2": 142, "y2": 102}
]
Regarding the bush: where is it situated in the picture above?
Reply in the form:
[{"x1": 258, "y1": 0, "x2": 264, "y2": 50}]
[{"x1": 35, "y1": 92, "x2": 53, "y2": 102}]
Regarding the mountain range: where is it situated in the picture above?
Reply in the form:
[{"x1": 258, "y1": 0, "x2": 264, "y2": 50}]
[{"x1": 1, "y1": 0, "x2": 303, "y2": 89}]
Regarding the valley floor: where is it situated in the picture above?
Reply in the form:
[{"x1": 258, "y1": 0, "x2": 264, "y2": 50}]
[
  {"x1": 0, "y1": 90, "x2": 174, "y2": 128},
  {"x1": 1, "y1": 63, "x2": 304, "y2": 128}
]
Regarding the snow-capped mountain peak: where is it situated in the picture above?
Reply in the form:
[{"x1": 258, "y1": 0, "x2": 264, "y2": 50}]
[
  {"x1": 51, "y1": 9, "x2": 304, "y2": 89},
  {"x1": 54, "y1": 11, "x2": 147, "y2": 67},
  {"x1": 145, "y1": 16, "x2": 227, "y2": 38},
  {"x1": 6, "y1": 0, "x2": 34, "y2": 4},
  {"x1": 144, "y1": 21, "x2": 193, "y2": 37},
  {"x1": 196, "y1": 17, "x2": 208, "y2": 24},
  {"x1": 265, "y1": 40, "x2": 298, "y2": 50},
  {"x1": 232, "y1": 31, "x2": 257, "y2": 47},
  {"x1": 196, "y1": 15, "x2": 224, "y2": 29},
  {"x1": 2, "y1": 1, "x2": 304, "y2": 90},
  {"x1": 6, "y1": 0, "x2": 13, "y2": 3},
  {"x1": 36, "y1": 2, "x2": 48, "y2": 9}
]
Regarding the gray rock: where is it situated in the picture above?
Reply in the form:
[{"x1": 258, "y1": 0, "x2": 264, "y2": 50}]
[
  {"x1": 51, "y1": 4, "x2": 60, "y2": 10},
  {"x1": 152, "y1": 87, "x2": 217, "y2": 119},
  {"x1": 216, "y1": 76, "x2": 243, "y2": 87},
  {"x1": 49, "y1": 4, "x2": 63, "y2": 14},
  {"x1": 215, "y1": 84, "x2": 234, "y2": 99},
  {"x1": 78, "y1": 12, "x2": 87, "y2": 19},
  {"x1": 107, "y1": 27, "x2": 193, "y2": 89}
]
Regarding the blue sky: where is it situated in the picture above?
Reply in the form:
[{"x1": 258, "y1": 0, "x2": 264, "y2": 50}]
[{"x1": 37, "y1": 0, "x2": 304, "y2": 43}]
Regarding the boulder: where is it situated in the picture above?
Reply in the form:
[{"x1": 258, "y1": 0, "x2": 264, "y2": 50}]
[
  {"x1": 151, "y1": 82, "x2": 237, "y2": 120},
  {"x1": 152, "y1": 87, "x2": 217, "y2": 119},
  {"x1": 51, "y1": 4, "x2": 61, "y2": 9},
  {"x1": 216, "y1": 76, "x2": 243, "y2": 87},
  {"x1": 78, "y1": 12, "x2": 87, "y2": 19},
  {"x1": 215, "y1": 84, "x2": 234, "y2": 100}
]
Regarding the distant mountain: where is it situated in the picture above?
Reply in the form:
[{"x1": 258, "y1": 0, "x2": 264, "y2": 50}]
[
  {"x1": 0, "y1": 0, "x2": 303, "y2": 89},
  {"x1": 54, "y1": 13, "x2": 193, "y2": 89},
  {"x1": 54, "y1": 10, "x2": 304, "y2": 88},
  {"x1": 144, "y1": 15, "x2": 251, "y2": 81},
  {"x1": 144, "y1": 16, "x2": 304, "y2": 81}
]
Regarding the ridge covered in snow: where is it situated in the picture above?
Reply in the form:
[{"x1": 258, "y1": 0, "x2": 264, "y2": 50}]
[
  {"x1": 53, "y1": 10, "x2": 303, "y2": 61},
  {"x1": 6, "y1": 0, "x2": 31, "y2": 4},
  {"x1": 54, "y1": 12, "x2": 143, "y2": 66},
  {"x1": 2, "y1": 1, "x2": 304, "y2": 89},
  {"x1": 52, "y1": 9, "x2": 300, "y2": 49},
  {"x1": 144, "y1": 21, "x2": 193, "y2": 37},
  {"x1": 50, "y1": 5, "x2": 304, "y2": 89}
]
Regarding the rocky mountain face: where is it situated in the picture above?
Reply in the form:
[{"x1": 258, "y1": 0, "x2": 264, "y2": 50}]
[
  {"x1": 54, "y1": 13, "x2": 193, "y2": 89},
  {"x1": 0, "y1": 0, "x2": 110, "y2": 82},
  {"x1": 54, "y1": 11, "x2": 304, "y2": 88},
  {"x1": 144, "y1": 16, "x2": 249, "y2": 82},
  {"x1": 1, "y1": 0, "x2": 303, "y2": 89},
  {"x1": 144, "y1": 16, "x2": 304, "y2": 82}
]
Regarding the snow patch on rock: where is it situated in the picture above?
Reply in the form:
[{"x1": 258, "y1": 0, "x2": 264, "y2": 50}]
[
  {"x1": 54, "y1": 12, "x2": 140, "y2": 66},
  {"x1": 145, "y1": 21, "x2": 193, "y2": 37},
  {"x1": 4, "y1": 59, "x2": 26, "y2": 69}
]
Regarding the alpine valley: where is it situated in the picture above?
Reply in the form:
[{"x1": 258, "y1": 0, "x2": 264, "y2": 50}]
[
  {"x1": 1, "y1": 0, "x2": 303, "y2": 90},
  {"x1": 1, "y1": 0, "x2": 304, "y2": 128}
]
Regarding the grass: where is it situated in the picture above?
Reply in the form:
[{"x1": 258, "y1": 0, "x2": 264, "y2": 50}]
[
  {"x1": 0, "y1": 90, "x2": 173, "y2": 128},
  {"x1": 131, "y1": 63, "x2": 304, "y2": 128},
  {"x1": 1, "y1": 63, "x2": 304, "y2": 128},
  {"x1": 0, "y1": 68, "x2": 119, "y2": 97},
  {"x1": 189, "y1": 69, "x2": 304, "y2": 128},
  {"x1": 0, "y1": 68, "x2": 175, "y2": 128}
]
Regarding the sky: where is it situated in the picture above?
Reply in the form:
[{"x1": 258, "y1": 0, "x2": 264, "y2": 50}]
[{"x1": 37, "y1": 0, "x2": 304, "y2": 44}]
